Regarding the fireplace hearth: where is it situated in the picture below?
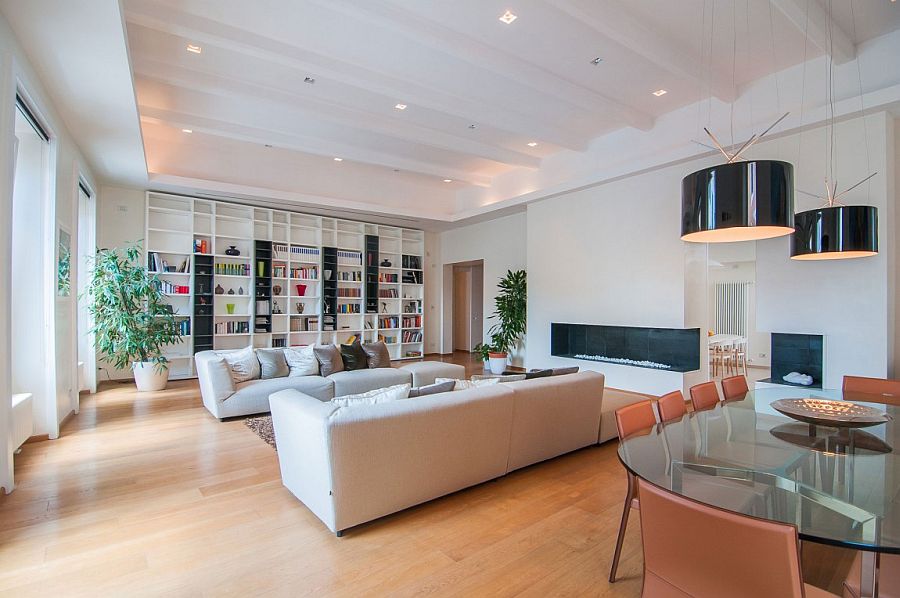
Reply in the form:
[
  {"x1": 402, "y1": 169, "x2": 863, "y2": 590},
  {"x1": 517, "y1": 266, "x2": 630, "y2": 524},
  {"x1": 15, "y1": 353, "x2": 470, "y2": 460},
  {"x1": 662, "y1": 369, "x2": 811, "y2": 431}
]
[{"x1": 551, "y1": 323, "x2": 701, "y2": 373}]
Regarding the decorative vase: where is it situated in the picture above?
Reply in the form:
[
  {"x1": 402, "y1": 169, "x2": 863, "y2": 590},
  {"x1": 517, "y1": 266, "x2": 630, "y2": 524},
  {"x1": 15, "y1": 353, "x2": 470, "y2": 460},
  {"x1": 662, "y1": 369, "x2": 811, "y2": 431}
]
[
  {"x1": 324, "y1": 269, "x2": 332, "y2": 281},
  {"x1": 258, "y1": 262, "x2": 265, "y2": 277},
  {"x1": 227, "y1": 288, "x2": 235, "y2": 295},
  {"x1": 132, "y1": 362, "x2": 169, "y2": 392},
  {"x1": 238, "y1": 286, "x2": 243, "y2": 295},
  {"x1": 273, "y1": 284, "x2": 282, "y2": 295},
  {"x1": 225, "y1": 246, "x2": 240, "y2": 256},
  {"x1": 296, "y1": 284, "x2": 307, "y2": 296},
  {"x1": 296, "y1": 302, "x2": 305, "y2": 314},
  {"x1": 380, "y1": 259, "x2": 392, "y2": 267},
  {"x1": 215, "y1": 284, "x2": 225, "y2": 295},
  {"x1": 226, "y1": 303, "x2": 235, "y2": 314}
]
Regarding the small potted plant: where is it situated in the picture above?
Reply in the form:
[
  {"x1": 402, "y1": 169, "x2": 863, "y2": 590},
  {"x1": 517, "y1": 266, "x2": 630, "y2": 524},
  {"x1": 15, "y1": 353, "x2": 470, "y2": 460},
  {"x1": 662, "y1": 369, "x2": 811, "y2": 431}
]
[
  {"x1": 85, "y1": 244, "x2": 183, "y2": 391},
  {"x1": 484, "y1": 269, "x2": 527, "y2": 374}
]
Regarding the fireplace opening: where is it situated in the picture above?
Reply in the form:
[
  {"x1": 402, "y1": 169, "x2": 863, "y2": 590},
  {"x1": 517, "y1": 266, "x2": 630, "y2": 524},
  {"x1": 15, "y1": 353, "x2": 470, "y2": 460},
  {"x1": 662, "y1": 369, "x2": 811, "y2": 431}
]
[
  {"x1": 760, "y1": 332, "x2": 824, "y2": 388},
  {"x1": 551, "y1": 323, "x2": 700, "y2": 372}
]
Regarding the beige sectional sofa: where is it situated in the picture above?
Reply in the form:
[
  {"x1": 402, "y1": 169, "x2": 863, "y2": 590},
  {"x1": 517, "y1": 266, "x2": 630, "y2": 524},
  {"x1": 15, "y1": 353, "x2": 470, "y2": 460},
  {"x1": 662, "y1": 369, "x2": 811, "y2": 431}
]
[{"x1": 270, "y1": 371, "x2": 607, "y2": 536}]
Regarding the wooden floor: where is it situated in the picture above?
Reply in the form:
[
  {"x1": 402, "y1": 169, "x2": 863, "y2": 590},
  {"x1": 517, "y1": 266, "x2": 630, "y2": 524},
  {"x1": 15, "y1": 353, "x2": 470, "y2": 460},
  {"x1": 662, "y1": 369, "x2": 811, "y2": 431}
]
[{"x1": 0, "y1": 351, "x2": 850, "y2": 596}]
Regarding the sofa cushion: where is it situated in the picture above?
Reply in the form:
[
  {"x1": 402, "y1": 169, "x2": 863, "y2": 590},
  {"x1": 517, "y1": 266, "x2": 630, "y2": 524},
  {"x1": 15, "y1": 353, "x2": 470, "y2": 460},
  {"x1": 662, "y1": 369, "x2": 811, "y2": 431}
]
[
  {"x1": 314, "y1": 344, "x2": 344, "y2": 377},
  {"x1": 361, "y1": 341, "x2": 392, "y2": 368},
  {"x1": 329, "y1": 367, "x2": 413, "y2": 397},
  {"x1": 220, "y1": 375, "x2": 334, "y2": 418},
  {"x1": 332, "y1": 383, "x2": 411, "y2": 407},
  {"x1": 407, "y1": 380, "x2": 455, "y2": 398},
  {"x1": 257, "y1": 348, "x2": 289, "y2": 379},
  {"x1": 284, "y1": 345, "x2": 319, "y2": 377},
  {"x1": 339, "y1": 339, "x2": 368, "y2": 371},
  {"x1": 219, "y1": 346, "x2": 260, "y2": 384},
  {"x1": 436, "y1": 377, "x2": 500, "y2": 391},
  {"x1": 399, "y1": 361, "x2": 466, "y2": 386}
]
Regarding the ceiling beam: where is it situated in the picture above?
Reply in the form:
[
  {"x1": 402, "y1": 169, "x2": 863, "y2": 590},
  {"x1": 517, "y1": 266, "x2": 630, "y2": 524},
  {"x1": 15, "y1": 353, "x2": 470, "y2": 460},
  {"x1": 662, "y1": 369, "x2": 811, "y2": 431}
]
[
  {"x1": 545, "y1": 0, "x2": 736, "y2": 103},
  {"x1": 138, "y1": 110, "x2": 493, "y2": 187},
  {"x1": 318, "y1": 0, "x2": 654, "y2": 131},
  {"x1": 132, "y1": 56, "x2": 541, "y2": 170},
  {"x1": 124, "y1": 1, "x2": 594, "y2": 150},
  {"x1": 770, "y1": 0, "x2": 855, "y2": 64}
]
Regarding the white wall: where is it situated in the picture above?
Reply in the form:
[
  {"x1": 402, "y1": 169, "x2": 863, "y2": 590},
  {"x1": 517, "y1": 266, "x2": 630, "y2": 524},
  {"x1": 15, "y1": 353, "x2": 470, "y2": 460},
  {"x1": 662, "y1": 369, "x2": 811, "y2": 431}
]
[
  {"x1": 438, "y1": 212, "x2": 527, "y2": 363},
  {"x1": 0, "y1": 8, "x2": 98, "y2": 491},
  {"x1": 519, "y1": 112, "x2": 894, "y2": 395}
]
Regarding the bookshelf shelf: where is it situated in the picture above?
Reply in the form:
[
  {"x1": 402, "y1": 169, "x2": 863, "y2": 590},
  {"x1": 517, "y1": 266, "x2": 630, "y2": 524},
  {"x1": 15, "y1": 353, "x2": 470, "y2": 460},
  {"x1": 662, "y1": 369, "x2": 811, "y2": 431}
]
[{"x1": 147, "y1": 191, "x2": 425, "y2": 371}]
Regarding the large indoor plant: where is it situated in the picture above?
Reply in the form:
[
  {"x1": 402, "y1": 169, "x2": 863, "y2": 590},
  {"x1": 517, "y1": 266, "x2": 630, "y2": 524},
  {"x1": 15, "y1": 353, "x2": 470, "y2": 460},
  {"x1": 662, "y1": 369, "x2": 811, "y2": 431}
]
[
  {"x1": 86, "y1": 244, "x2": 182, "y2": 391},
  {"x1": 483, "y1": 269, "x2": 527, "y2": 374}
]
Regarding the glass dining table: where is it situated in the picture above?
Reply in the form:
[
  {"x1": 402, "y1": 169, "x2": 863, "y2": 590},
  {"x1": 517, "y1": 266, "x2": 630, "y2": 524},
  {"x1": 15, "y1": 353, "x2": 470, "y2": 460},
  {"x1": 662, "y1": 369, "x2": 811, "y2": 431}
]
[{"x1": 618, "y1": 386, "x2": 900, "y2": 598}]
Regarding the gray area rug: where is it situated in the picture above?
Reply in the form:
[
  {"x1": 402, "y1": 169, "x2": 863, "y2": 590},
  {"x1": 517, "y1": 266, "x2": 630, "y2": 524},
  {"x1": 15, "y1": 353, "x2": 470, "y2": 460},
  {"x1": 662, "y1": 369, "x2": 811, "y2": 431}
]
[{"x1": 245, "y1": 415, "x2": 276, "y2": 450}]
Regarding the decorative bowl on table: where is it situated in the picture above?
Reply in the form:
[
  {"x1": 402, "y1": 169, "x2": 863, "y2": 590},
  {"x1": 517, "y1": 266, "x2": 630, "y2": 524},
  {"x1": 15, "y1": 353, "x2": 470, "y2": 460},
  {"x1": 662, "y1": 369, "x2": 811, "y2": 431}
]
[{"x1": 772, "y1": 398, "x2": 893, "y2": 429}]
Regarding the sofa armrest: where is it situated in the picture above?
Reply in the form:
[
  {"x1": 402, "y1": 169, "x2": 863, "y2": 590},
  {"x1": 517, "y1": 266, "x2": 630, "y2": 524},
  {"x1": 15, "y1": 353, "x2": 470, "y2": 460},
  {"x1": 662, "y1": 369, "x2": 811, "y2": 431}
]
[
  {"x1": 194, "y1": 351, "x2": 235, "y2": 418},
  {"x1": 270, "y1": 389, "x2": 341, "y2": 532}
]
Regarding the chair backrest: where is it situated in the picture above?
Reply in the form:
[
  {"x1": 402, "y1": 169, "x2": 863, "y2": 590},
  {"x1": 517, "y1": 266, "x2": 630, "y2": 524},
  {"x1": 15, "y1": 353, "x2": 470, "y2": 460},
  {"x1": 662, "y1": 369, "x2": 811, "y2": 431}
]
[
  {"x1": 656, "y1": 390, "x2": 687, "y2": 423},
  {"x1": 843, "y1": 375, "x2": 900, "y2": 398},
  {"x1": 689, "y1": 381, "x2": 720, "y2": 411},
  {"x1": 721, "y1": 375, "x2": 749, "y2": 401},
  {"x1": 615, "y1": 400, "x2": 657, "y2": 440},
  {"x1": 637, "y1": 479, "x2": 806, "y2": 598}
]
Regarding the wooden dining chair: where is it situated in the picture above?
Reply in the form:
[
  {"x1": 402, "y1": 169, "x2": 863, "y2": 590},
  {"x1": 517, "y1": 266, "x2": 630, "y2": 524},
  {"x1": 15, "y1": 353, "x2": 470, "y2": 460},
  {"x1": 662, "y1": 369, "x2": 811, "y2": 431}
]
[
  {"x1": 721, "y1": 375, "x2": 749, "y2": 402},
  {"x1": 609, "y1": 400, "x2": 658, "y2": 583},
  {"x1": 843, "y1": 375, "x2": 900, "y2": 404},
  {"x1": 656, "y1": 390, "x2": 687, "y2": 423},
  {"x1": 637, "y1": 478, "x2": 838, "y2": 598},
  {"x1": 689, "y1": 381, "x2": 721, "y2": 411}
]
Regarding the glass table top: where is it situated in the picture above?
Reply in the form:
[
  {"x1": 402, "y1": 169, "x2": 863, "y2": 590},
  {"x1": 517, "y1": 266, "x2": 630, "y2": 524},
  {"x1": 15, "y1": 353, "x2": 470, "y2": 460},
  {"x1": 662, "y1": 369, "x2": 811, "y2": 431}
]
[{"x1": 617, "y1": 387, "x2": 900, "y2": 553}]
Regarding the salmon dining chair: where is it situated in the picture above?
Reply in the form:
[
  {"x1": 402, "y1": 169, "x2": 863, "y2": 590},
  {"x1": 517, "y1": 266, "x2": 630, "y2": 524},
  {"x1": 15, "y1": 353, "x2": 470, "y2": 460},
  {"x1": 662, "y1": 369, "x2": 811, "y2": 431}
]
[
  {"x1": 689, "y1": 381, "x2": 721, "y2": 412},
  {"x1": 843, "y1": 375, "x2": 900, "y2": 405},
  {"x1": 656, "y1": 390, "x2": 687, "y2": 423},
  {"x1": 721, "y1": 375, "x2": 750, "y2": 402},
  {"x1": 609, "y1": 400, "x2": 658, "y2": 583},
  {"x1": 637, "y1": 478, "x2": 838, "y2": 598}
]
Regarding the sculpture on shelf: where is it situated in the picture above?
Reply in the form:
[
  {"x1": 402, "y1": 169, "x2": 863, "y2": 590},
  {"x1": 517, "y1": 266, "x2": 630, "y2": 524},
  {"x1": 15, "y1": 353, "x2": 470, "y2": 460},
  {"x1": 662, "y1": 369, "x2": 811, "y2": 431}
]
[
  {"x1": 227, "y1": 288, "x2": 235, "y2": 295},
  {"x1": 238, "y1": 286, "x2": 244, "y2": 295},
  {"x1": 296, "y1": 302, "x2": 305, "y2": 314},
  {"x1": 273, "y1": 284, "x2": 282, "y2": 296},
  {"x1": 225, "y1": 245, "x2": 241, "y2": 256},
  {"x1": 272, "y1": 300, "x2": 282, "y2": 314},
  {"x1": 380, "y1": 259, "x2": 392, "y2": 267},
  {"x1": 215, "y1": 284, "x2": 225, "y2": 295},
  {"x1": 382, "y1": 301, "x2": 388, "y2": 313}
]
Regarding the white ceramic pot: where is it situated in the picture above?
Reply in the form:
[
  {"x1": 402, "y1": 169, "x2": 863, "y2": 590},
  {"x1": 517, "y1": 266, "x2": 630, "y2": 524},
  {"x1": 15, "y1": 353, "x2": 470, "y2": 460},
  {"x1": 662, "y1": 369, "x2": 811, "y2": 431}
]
[
  {"x1": 488, "y1": 353, "x2": 508, "y2": 375},
  {"x1": 132, "y1": 362, "x2": 169, "y2": 392}
]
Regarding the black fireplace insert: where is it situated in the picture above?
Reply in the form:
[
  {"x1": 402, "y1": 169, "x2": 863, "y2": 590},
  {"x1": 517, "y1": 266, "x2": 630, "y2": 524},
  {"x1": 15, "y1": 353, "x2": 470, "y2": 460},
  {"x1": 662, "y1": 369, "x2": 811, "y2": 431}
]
[{"x1": 551, "y1": 323, "x2": 700, "y2": 372}]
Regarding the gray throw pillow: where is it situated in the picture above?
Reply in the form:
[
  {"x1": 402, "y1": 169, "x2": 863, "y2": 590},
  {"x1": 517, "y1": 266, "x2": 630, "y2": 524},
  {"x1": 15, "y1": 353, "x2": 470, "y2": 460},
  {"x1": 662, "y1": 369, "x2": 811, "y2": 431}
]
[
  {"x1": 361, "y1": 341, "x2": 392, "y2": 368},
  {"x1": 472, "y1": 374, "x2": 526, "y2": 382},
  {"x1": 407, "y1": 380, "x2": 455, "y2": 398},
  {"x1": 524, "y1": 369, "x2": 553, "y2": 380},
  {"x1": 551, "y1": 366, "x2": 580, "y2": 376},
  {"x1": 314, "y1": 344, "x2": 344, "y2": 377},
  {"x1": 339, "y1": 339, "x2": 368, "y2": 371},
  {"x1": 257, "y1": 348, "x2": 289, "y2": 379},
  {"x1": 218, "y1": 346, "x2": 260, "y2": 384}
]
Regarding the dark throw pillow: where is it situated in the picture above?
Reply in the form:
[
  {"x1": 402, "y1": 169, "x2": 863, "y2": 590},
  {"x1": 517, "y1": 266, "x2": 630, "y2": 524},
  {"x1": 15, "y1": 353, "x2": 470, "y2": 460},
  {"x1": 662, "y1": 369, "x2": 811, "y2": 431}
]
[
  {"x1": 314, "y1": 344, "x2": 344, "y2": 377},
  {"x1": 550, "y1": 366, "x2": 580, "y2": 376},
  {"x1": 524, "y1": 369, "x2": 553, "y2": 380},
  {"x1": 361, "y1": 341, "x2": 392, "y2": 368},
  {"x1": 408, "y1": 380, "x2": 456, "y2": 398},
  {"x1": 257, "y1": 348, "x2": 289, "y2": 379},
  {"x1": 339, "y1": 339, "x2": 368, "y2": 371}
]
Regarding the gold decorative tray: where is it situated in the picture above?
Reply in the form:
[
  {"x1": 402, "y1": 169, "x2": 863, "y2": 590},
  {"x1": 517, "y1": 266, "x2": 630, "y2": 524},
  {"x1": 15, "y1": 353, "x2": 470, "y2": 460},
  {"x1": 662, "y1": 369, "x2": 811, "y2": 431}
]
[{"x1": 772, "y1": 398, "x2": 893, "y2": 428}]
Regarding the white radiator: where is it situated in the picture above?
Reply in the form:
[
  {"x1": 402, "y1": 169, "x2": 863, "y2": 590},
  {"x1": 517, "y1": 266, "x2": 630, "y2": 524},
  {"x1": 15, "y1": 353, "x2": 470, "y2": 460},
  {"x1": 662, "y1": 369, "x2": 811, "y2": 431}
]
[
  {"x1": 715, "y1": 282, "x2": 751, "y2": 336},
  {"x1": 12, "y1": 393, "x2": 33, "y2": 450}
]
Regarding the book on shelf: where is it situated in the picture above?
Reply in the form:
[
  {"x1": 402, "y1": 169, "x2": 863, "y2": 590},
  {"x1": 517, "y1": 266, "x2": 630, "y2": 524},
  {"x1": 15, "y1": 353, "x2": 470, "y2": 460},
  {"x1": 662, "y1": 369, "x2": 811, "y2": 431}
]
[
  {"x1": 402, "y1": 330, "x2": 423, "y2": 343},
  {"x1": 379, "y1": 316, "x2": 399, "y2": 329},
  {"x1": 215, "y1": 262, "x2": 251, "y2": 276},
  {"x1": 378, "y1": 288, "x2": 399, "y2": 298},
  {"x1": 336, "y1": 250, "x2": 362, "y2": 266},
  {"x1": 149, "y1": 252, "x2": 190, "y2": 273},
  {"x1": 402, "y1": 255, "x2": 421, "y2": 269},
  {"x1": 193, "y1": 239, "x2": 209, "y2": 254},
  {"x1": 289, "y1": 245, "x2": 320, "y2": 261},
  {"x1": 214, "y1": 321, "x2": 250, "y2": 335}
]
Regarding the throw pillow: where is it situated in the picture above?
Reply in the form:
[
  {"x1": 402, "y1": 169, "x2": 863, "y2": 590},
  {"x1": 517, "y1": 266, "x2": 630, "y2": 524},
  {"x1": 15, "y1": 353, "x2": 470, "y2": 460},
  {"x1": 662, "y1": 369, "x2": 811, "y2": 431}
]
[
  {"x1": 339, "y1": 339, "x2": 368, "y2": 371},
  {"x1": 331, "y1": 383, "x2": 411, "y2": 407},
  {"x1": 314, "y1": 344, "x2": 344, "y2": 377},
  {"x1": 407, "y1": 379, "x2": 455, "y2": 398},
  {"x1": 284, "y1": 345, "x2": 319, "y2": 377},
  {"x1": 361, "y1": 341, "x2": 392, "y2": 368},
  {"x1": 220, "y1": 346, "x2": 260, "y2": 384},
  {"x1": 525, "y1": 369, "x2": 553, "y2": 380},
  {"x1": 472, "y1": 374, "x2": 526, "y2": 382},
  {"x1": 256, "y1": 348, "x2": 289, "y2": 379},
  {"x1": 435, "y1": 377, "x2": 501, "y2": 391},
  {"x1": 551, "y1": 366, "x2": 580, "y2": 376}
]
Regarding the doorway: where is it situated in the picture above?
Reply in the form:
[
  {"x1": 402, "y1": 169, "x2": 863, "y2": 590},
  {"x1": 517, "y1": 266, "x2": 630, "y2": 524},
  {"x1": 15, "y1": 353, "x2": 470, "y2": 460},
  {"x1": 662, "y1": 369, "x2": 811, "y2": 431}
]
[{"x1": 449, "y1": 261, "x2": 484, "y2": 352}]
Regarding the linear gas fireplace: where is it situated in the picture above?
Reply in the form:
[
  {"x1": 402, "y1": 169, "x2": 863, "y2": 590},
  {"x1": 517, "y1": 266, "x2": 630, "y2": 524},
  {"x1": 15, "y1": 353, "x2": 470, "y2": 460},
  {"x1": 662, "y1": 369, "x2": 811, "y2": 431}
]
[{"x1": 551, "y1": 323, "x2": 701, "y2": 372}]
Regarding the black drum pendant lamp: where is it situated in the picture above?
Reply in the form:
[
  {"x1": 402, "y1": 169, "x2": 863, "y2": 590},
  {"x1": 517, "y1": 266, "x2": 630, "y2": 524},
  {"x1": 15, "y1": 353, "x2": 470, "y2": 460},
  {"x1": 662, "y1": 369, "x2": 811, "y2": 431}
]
[
  {"x1": 681, "y1": 159, "x2": 795, "y2": 243},
  {"x1": 791, "y1": 205, "x2": 878, "y2": 260}
]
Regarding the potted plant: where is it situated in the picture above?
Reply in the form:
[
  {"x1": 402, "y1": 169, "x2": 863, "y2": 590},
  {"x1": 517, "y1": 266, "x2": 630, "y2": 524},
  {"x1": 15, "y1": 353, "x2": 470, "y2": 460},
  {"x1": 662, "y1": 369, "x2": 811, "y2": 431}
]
[
  {"x1": 485, "y1": 269, "x2": 527, "y2": 374},
  {"x1": 85, "y1": 244, "x2": 183, "y2": 391}
]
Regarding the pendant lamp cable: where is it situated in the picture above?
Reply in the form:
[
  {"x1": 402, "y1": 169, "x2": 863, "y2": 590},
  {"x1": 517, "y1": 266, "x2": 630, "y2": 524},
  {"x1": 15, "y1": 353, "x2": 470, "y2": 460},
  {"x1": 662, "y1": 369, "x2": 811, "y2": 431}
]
[{"x1": 849, "y1": 0, "x2": 873, "y2": 205}]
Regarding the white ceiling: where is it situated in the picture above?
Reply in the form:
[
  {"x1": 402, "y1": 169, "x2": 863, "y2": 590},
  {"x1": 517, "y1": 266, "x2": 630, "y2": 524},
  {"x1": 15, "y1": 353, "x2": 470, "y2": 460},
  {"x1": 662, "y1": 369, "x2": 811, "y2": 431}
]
[{"x1": 3, "y1": 0, "x2": 899, "y2": 226}]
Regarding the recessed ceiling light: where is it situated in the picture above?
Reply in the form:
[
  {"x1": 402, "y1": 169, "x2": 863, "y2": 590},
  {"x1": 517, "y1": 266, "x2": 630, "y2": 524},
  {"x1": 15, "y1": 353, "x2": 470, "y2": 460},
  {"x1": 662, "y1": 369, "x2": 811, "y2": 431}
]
[
  {"x1": 590, "y1": 57, "x2": 603, "y2": 65},
  {"x1": 181, "y1": 128, "x2": 193, "y2": 133},
  {"x1": 527, "y1": 141, "x2": 538, "y2": 147},
  {"x1": 186, "y1": 44, "x2": 202, "y2": 54},
  {"x1": 499, "y1": 10, "x2": 517, "y2": 24},
  {"x1": 394, "y1": 103, "x2": 407, "y2": 110},
  {"x1": 443, "y1": 179, "x2": 453, "y2": 183},
  {"x1": 333, "y1": 157, "x2": 343, "y2": 162},
  {"x1": 652, "y1": 89, "x2": 668, "y2": 97},
  {"x1": 304, "y1": 77, "x2": 316, "y2": 84}
]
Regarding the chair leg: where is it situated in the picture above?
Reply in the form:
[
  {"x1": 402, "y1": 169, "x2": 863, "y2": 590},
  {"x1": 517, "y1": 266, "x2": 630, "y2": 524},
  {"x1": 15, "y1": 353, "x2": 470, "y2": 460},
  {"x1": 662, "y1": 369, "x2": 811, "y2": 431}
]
[{"x1": 609, "y1": 472, "x2": 637, "y2": 583}]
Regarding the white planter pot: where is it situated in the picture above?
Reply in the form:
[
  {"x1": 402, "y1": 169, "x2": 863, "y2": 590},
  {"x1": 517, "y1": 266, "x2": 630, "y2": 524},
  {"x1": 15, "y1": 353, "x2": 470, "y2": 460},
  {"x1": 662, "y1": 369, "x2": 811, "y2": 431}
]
[
  {"x1": 488, "y1": 354, "x2": 508, "y2": 375},
  {"x1": 132, "y1": 362, "x2": 169, "y2": 392}
]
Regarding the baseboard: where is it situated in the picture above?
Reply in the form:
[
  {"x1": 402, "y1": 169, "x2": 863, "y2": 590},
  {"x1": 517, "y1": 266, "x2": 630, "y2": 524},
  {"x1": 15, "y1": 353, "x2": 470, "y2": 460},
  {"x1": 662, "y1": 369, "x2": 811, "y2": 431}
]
[{"x1": 24, "y1": 434, "x2": 50, "y2": 445}]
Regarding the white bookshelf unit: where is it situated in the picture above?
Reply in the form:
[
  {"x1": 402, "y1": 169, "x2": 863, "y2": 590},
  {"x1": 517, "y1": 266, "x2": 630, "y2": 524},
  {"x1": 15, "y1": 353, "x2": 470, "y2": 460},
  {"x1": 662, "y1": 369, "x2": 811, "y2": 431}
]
[{"x1": 145, "y1": 192, "x2": 425, "y2": 379}]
